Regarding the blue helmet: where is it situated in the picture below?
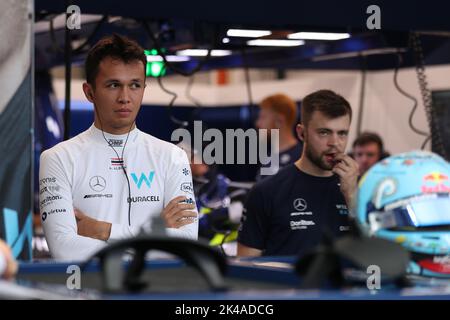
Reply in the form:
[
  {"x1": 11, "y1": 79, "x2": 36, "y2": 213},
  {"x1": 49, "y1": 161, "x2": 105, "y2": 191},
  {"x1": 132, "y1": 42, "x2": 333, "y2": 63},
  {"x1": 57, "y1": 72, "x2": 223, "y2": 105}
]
[{"x1": 355, "y1": 150, "x2": 450, "y2": 277}]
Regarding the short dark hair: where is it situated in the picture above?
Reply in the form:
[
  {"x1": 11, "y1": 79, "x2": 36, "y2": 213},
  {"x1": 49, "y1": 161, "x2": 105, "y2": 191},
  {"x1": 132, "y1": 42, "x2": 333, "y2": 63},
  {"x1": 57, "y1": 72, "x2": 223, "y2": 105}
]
[
  {"x1": 84, "y1": 33, "x2": 147, "y2": 86},
  {"x1": 352, "y1": 131, "x2": 384, "y2": 152},
  {"x1": 301, "y1": 89, "x2": 352, "y2": 126}
]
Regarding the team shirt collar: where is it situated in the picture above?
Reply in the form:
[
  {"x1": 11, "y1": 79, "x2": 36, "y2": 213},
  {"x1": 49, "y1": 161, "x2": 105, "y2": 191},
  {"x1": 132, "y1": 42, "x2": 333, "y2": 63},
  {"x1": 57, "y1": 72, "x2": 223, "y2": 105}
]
[{"x1": 87, "y1": 124, "x2": 140, "y2": 147}]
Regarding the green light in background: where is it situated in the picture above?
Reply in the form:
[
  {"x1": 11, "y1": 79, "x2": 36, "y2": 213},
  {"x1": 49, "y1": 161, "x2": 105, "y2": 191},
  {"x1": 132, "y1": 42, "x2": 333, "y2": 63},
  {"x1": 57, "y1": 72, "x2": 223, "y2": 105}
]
[
  {"x1": 150, "y1": 63, "x2": 164, "y2": 76},
  {"x1": 145, "y1": 49, "x2": 166, "y2": 77}
]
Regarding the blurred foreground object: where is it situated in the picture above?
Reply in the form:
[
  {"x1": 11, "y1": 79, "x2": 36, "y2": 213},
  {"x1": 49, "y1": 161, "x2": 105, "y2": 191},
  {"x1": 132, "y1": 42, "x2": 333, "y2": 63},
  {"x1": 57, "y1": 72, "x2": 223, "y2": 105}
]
[{"x1": 356, "y1": 150, "x2": 450, "y2": 277}]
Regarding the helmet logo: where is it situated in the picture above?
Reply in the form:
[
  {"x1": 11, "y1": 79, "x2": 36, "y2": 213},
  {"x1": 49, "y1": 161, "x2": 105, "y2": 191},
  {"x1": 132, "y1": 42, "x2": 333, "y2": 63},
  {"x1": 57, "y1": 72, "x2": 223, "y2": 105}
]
[
  {"x1": 402, "y1": 159, "x2": 414, "y2": 166},
  {"x1": 373, "y1": 178, "x2": 396, "y2": 209},
  {"x1": 422, "y1": 171, "x2": 450, "y2": 193}
]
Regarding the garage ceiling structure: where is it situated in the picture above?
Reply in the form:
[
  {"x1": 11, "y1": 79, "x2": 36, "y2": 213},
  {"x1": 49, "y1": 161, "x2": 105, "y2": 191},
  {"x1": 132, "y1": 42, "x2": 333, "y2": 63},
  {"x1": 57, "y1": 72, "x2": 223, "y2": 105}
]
[
  {"x1": 34, "y1": 0, "x2": 450, "y2": 72},
  {"x1": 33, "y1": 0, "x2": 450, "y2": 158}
]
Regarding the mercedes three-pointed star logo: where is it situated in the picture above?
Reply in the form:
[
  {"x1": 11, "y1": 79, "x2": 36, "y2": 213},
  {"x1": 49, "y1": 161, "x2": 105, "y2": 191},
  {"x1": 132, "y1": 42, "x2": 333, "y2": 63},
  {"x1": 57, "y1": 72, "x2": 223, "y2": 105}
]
[
  {"x1": 293, "y1": 198, "x2": 307, "y2": 211},
  {"x1": 89, "y1": 176, "x2": 106, "y2": 192}
]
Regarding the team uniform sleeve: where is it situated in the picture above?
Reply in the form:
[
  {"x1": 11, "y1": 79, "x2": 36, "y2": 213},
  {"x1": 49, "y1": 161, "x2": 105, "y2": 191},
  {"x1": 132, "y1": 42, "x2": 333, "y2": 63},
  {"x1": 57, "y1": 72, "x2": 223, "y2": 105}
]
[
  {"x1": 163, "y1": 147, "x2": 199, "y2": 240},
  {"x1": 40, "y1": 150, "x2": 106, "y2": 261},
  {"x1": 237, "y1": 186, "x2": 268, "y2": 251},
  {"x1": 0, "y1": 252, "x2": 6, "y2": 276},
  {"x1": 109, "y1": 221, "x2": 140, "y2": 240}
]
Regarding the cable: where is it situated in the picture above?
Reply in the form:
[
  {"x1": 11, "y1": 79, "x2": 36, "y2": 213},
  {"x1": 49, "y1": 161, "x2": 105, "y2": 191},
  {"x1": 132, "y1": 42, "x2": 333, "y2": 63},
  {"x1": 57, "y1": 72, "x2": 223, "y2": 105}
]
[
  {"x1": 102, "y1": 127, "x2": 133, "y2": 226},
  {"x1": 356, "y1": 54, "x2": 367, "y2": 136},
  {"x1": 72, "y1": 16, "x2": 108, "y2": 54},
  {"x1": 186, "y1": 75, "x2": 208, "y2": 128},
  {"x1": 49, "y1": 15, "x2": 108, "y2": 55},
  {"x1": 393, "y1": 52, "x2": 429, "y2": 137},
  {"x1": 421, "y1": 135, "x2": 431, "y2": 150},
  {"x1": 241, "y1": 48, "x2": 254, "y2": 107},
  {"x1": 185, "y1": 75, "x2": 202, "y2": 108},
  {"x1": 156, "y1": 71, "x2": 177, "y2": 106},
  {"x1": 94, "y1": 106, "x2": 134, "y2": 226},
  {"x1": 49, "y1": 16, "x2": 65, "y2": 54},
  {"x1": 156, "y1": 70, "x2": 189, "y2": 127},
  {"x1": 240, "y1": 48, "x2": 255, "y2": 128},
  {"x1": 141, "y1": 20, "x2": 216, "y2": 77},
  {"x1": 142, "y1": 20, "x2": 220, "y2": 128},
  {"x1": 410, "y1": 32, "x2": 448, "y2": 157}
]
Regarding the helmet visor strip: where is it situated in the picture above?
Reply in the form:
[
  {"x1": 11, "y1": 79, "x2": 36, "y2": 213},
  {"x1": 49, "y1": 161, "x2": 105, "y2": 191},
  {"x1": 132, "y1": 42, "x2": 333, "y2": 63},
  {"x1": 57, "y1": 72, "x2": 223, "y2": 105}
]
[{"x1": 368, "y1": 193, "x2": 450, "y2": 232}]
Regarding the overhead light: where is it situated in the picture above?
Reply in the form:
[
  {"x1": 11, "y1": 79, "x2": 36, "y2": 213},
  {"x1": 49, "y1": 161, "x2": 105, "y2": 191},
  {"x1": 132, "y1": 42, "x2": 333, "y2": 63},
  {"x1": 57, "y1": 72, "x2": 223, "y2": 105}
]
[
  {"x1": 288, "y1": 32, "x2": 350, "y2": 41},
  {"x1": 146, "y1": 55, "x2": 190, "y2": 62},
  {"x1": 176, "y1": 49, "x2": 232, "y2": 57},
  {"x1": 227, "y1": 29, "x2": 272, "y2": 38},
  {"x1": 247, "y1": 39, "x2": 304, "y2": 47},
  {"x1": 222, "y1": 37, "x2": 230, "y2": 44},
  {"x1": 311, "y1": 48, "x2": 407, "y2": 62},
  {"x1": 166, "y1": 55, "x2": 190, "y2": 62}
]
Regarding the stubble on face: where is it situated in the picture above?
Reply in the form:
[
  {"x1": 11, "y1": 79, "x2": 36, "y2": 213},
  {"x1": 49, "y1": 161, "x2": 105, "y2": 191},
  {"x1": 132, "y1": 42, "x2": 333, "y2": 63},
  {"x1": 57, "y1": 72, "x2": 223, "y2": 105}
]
[
  {"x1": 304, "y1": 140, "x2": 336, "y2": 171},
  {"x1": 301, "y1": 112, "x2": 350, "y2": 172}
]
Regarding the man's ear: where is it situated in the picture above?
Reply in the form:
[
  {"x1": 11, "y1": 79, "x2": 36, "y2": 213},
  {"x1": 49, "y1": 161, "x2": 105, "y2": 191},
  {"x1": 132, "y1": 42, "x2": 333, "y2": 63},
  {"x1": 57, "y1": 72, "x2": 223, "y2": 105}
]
[
  {"x1": 82, "y1": 82, "x2": 94, "y2": 103},
  {"x1": 296, "y1": 123, "x2": 305, "y2": 141}
]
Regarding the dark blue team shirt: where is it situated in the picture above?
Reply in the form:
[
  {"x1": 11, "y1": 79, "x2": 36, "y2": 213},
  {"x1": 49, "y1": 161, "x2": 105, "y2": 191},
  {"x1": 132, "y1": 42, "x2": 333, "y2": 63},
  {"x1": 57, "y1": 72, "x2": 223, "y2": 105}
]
[
  {"x1": 238, "y1": 164, "x2": 351, "y2": 256},
  {"x1": 256, "y1": 141, "x2": 302, "y2": 180}
]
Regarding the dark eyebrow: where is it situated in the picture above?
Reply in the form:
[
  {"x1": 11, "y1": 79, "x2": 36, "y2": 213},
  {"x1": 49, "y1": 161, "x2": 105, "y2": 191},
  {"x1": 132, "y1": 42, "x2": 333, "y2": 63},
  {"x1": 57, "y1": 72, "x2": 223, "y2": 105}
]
[
  {"x1": 104, "y1": 79, "x2": 143, "y2": 84},
  {"x1": 316, "y1": 128, "x2": 349, "y2": 135},
  {"x1": 104, "y1": 79, "x2": 121, "y2": 84}
]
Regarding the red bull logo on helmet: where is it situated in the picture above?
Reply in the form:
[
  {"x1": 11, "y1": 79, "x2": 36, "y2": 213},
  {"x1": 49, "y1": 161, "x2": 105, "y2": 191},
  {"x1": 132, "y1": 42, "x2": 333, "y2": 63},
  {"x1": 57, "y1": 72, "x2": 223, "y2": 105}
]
[
  {"x1": 402, "y1": 159, "x2": 415, "y2": 166},
  {"x1": 422, "y1": 171, "x2": 450, "y2": 193}
]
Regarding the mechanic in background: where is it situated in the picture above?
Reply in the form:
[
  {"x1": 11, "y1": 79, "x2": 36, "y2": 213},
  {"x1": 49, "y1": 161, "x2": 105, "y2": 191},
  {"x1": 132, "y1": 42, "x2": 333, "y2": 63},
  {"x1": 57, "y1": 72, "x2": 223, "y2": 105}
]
[
  {"x1": 255, "y1": 93, "x2": 302, "y2": 180},
  {"x1": 350, "y1": 131, "x2": 389, "y2": 177}
]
